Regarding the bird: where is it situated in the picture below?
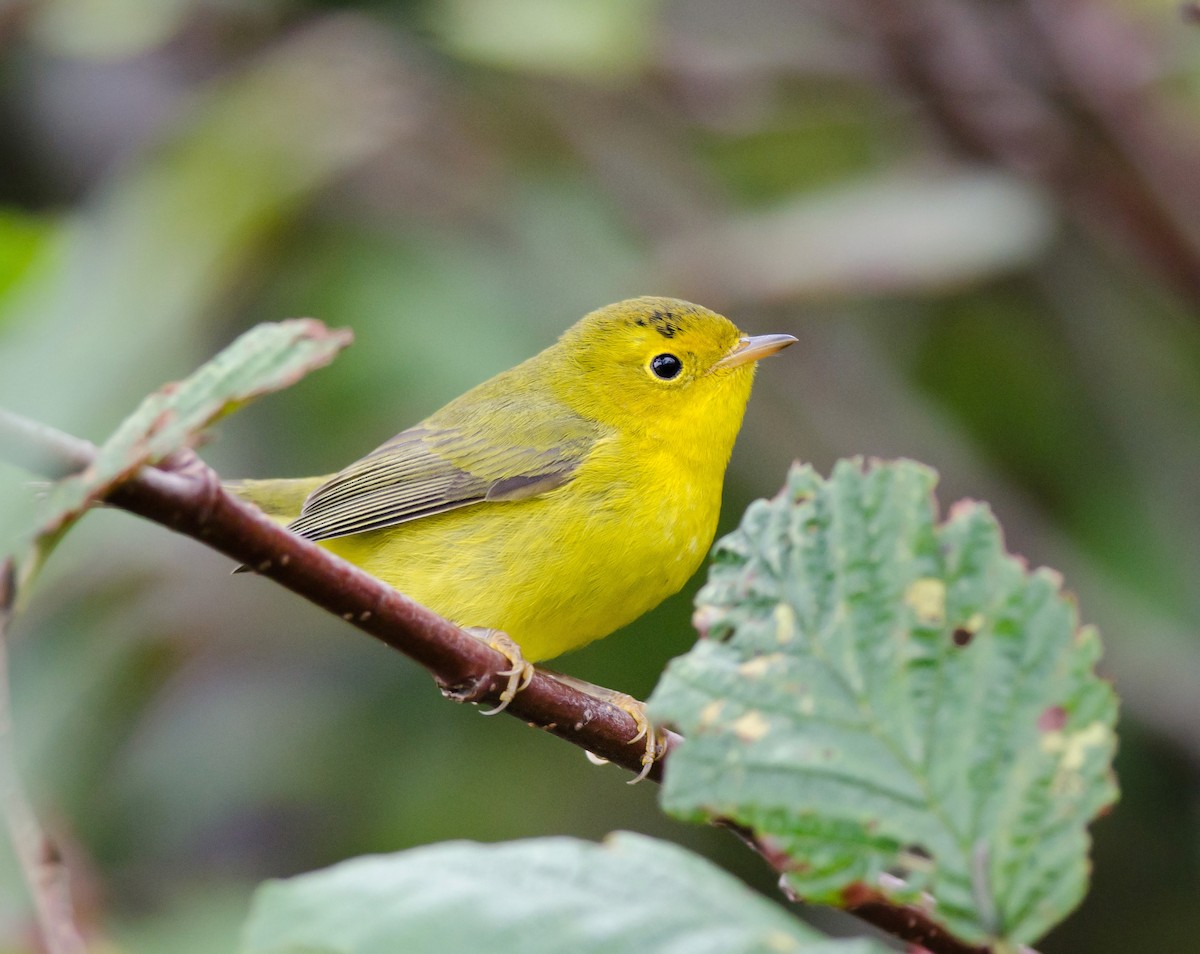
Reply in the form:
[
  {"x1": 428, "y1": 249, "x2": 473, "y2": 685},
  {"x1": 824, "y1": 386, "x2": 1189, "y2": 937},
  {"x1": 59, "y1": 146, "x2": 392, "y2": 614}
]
[{"x1": 232, "y1": 296, "x2": 795, "y2": 776}]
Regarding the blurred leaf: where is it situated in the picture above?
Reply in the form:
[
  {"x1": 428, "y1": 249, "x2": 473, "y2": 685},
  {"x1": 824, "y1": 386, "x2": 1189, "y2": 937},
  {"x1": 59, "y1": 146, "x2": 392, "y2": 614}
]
[
  {"x1": 0, "y1": 210, "x2": 54, "y2": 305},
  {"x1": 240, "y1": 832, "x2": 890, "y2": 954},
  {"x1": 111, "y1": 882, "x2": 254, "y2": 954},
  {"x1": 649, "y1": 459, "x2": 1118, "y2": 948},
  {"x1": 29, "y1": 319, "x2": 350, "y2": 542},
  {"x1": 0, "y1": 17, "x2": 404, "y2": 437},
  {"x1": 659, "y1": 170, "x2": 1055, "y2": 302},
  {"x1": 29, "y1": 0, "x2": 192, "y2": 59},
  {"x1": 431, "y1": 0, "x2": 657, "y2": 77}
]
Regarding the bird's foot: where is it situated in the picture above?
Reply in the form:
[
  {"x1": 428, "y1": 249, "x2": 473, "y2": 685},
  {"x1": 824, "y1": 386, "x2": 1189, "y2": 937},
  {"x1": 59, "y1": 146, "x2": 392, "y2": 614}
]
[
  {"x1": 465, "y1": 628, "x2": 536, "y2": 715},
  {"x1": 544, "y1": 672, "x2": 666, "y2": 784}
]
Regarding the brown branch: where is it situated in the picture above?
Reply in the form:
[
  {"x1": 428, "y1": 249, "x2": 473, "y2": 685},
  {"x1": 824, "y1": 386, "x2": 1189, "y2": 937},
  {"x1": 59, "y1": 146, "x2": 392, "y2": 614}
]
[
  {"x1": 722, "y1": 820, "x2": 995, "y2": 954},
  {"x1": 1, "y1": 407, "x2": 995, "y2": 954},
  {"x1": 0, "y1": 558, "x2": 89, "y2": 954},
  {"x1": 0, "y1": 1, "x2": 33, "y2": 48}
]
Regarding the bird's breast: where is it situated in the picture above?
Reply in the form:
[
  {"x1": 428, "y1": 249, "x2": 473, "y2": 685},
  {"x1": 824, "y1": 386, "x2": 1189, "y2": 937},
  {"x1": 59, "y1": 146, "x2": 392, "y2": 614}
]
[{"x1": 571, "y1": 430, "x2": 726, "y2": 583}]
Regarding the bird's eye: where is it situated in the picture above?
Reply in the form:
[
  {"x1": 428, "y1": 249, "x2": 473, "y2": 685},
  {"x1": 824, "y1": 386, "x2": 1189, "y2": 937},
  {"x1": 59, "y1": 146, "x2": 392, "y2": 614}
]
[{"x1": 650, "y1": 353, "x2": 683, "y2": 380}]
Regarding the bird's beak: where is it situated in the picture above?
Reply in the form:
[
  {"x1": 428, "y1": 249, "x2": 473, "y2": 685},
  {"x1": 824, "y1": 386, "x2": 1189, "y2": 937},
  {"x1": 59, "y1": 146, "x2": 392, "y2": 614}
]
[{"x1": 714, "y1": 333, "x2": 798, "y2": 369}]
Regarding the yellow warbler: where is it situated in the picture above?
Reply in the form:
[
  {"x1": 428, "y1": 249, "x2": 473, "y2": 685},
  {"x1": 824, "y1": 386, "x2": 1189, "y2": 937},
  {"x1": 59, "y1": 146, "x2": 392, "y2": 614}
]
[{"x1": 233, "y1": 296, "x2": 793, "y2": 730}]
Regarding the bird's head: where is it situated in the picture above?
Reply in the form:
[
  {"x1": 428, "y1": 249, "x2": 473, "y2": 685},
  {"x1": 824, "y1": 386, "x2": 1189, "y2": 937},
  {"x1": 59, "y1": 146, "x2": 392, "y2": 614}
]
[{"x1": 552, "y1": 296, "x2": 796, "y2": 444}]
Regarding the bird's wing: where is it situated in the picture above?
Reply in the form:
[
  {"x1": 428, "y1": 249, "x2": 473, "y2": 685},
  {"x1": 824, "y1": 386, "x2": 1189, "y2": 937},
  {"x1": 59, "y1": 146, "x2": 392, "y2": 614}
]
[{"x1": 286, "y1": 395, "x2": 602, "y2": 542}]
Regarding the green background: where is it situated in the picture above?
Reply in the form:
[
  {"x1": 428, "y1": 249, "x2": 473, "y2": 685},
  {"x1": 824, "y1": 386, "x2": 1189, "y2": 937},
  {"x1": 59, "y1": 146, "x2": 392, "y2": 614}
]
[{"x1": 1, "y1": 1, "x2": 1197, "y2": 951}]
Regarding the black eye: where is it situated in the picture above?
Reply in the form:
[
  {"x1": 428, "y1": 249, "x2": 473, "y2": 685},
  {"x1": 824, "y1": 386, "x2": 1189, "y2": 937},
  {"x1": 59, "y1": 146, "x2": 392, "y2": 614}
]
[{"x1": 650, "y1": 353, "x2": 683, "y2": 380}]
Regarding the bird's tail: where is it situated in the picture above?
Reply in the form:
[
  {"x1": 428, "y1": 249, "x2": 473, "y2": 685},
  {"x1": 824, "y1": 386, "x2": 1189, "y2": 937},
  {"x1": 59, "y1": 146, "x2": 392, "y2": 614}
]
[{"x1": 224, "y1": 476, "x2": 327, "y2": 524}]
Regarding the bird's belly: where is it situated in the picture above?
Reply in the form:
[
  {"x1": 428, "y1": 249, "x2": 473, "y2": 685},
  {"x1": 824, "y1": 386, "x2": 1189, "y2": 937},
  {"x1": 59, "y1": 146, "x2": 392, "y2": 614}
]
[{"x1": 323, "y1": 468, "x2": 721, "y2": 663}]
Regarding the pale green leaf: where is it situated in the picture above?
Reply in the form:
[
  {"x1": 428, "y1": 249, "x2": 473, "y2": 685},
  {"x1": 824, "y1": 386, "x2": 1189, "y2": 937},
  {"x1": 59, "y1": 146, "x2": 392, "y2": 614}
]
[
  {"x1": 649, "y1": 459, "x2": 1118, "y2": 948},
  {"x1": 240, "y1": 833, "x2": 890, "y2": 954}
]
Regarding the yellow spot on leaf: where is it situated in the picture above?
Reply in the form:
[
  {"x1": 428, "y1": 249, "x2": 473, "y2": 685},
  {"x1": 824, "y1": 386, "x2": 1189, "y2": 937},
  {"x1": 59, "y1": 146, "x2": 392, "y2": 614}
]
[
  {"x1": 1042, "y1": 722, "x2": 1110, "y2": 769},
  {"x1": 774, "y1": 602, "x2": 796, "y2": 643},
  {"x1": 965, "y1": 612, "x2": 984, "y2": 633},
  {"x1": 1041, "y1": 721, "x2": 1113, "y2": 794},
  {"x1": 905, "y1": 577, "x2": 946, "y2": 625},
  {"x1": 739, "y1": 654, "x2": 781, "y2": 678},
  {"x1": 698, "y1": 700, "x2": 725, "y2": 729},
  {"x1": 733, "y1": 710, "x2": 770, "y2": 741},
  {"x1": 764, "y1": 930, "x2": 800, "y2": 952}
]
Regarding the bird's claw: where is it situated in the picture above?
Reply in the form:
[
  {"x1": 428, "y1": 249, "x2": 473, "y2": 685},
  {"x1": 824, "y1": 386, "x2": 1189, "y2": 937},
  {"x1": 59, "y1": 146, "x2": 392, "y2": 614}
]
[
  {"x1": 468, "y1": 629, "x2": 536, "y2": 715},
  {"x1": 620, "y1": 697, "x2": 665, "y2": 785},
  {"x1": 544, "y1": 673, "x2": 665, "y2": 784}
]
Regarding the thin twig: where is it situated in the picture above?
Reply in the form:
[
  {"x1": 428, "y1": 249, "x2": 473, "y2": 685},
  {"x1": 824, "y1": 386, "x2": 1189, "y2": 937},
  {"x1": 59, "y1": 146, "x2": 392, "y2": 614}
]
[
  {"x1": 0, "y1": 558, "x2": 88, "y2": 954},
  {"x1": 0, "y1": 410, "x2": 94, "y2": 478},
  {"x1": 0, "y1": 407, "x2": 994, "y2": 954}
]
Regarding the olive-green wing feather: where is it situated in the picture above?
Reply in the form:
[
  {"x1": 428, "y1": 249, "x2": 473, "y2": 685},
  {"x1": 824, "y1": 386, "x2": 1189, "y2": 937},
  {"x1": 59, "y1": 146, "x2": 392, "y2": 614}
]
[{"x1": 286, "y1": 389, "x2": 603, "y2": 542}]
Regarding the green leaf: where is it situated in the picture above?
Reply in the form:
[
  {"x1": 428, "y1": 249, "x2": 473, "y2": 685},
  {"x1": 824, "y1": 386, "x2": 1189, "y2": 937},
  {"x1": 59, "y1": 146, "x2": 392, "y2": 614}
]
[
  {"x1": 32, "y1": 319, "x2": 351, "y2": 539},
  {"x1": 240, "y1": 832, "x2": 890, "y2": 954},
  {"x1": 649, "y1": 459, "x2": 1118, "y2": 948}
]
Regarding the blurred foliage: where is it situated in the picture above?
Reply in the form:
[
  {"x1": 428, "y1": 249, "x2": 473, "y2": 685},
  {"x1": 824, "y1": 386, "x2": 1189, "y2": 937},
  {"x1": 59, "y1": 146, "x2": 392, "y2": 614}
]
[{"x1": 0, "y1": 1, "x2": 1198, "y2": 952}]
